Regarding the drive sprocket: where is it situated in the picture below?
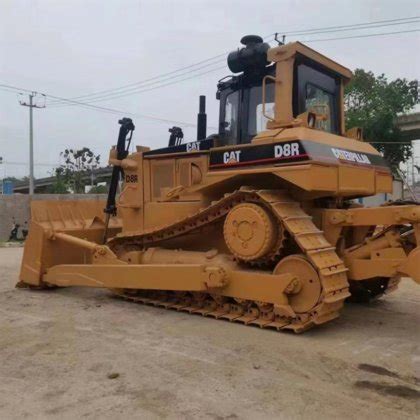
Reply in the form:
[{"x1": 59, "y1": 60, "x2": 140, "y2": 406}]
[{"x1": 223, "y1": 202, "x2": 282, "y2": 262}]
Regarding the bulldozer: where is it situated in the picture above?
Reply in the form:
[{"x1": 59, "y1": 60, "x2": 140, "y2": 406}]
[{"x1": 19, "y1": 36, "x2": 420, "y2": 333}]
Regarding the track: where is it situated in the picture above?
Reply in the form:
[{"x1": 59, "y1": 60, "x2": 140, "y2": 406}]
[{"x1": 109, "y1": 189, "x2": 351, "y2": 332}]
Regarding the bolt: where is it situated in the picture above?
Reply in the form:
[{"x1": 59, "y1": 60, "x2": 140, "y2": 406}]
[
  {"x1": 205, "y1": 249, "x2": 218, "y2": 259},
  {"x1": 285, "y1": 277, "x2": 301, "y2": 294},
  {"x1": 97, "y1": 247, "x2": 107, "y2": 256}
]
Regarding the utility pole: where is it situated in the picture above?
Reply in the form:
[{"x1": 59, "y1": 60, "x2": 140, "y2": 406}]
[
  {"x1": 0, "y1": 156, "x2": 3, "y2": 194},
  {"x1": 19, "y1": 92, "x2": 45, "y2": 194},
  {"x1": 411, "y1": 141, "x2": 416, "y2": 187}
]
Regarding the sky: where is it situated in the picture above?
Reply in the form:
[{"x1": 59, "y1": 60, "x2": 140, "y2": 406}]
[{"x1": 0, "y1": 0, "x2": 419, "y2": 179}]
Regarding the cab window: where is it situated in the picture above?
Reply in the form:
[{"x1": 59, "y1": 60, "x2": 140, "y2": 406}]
[
  {"x1": 296, "y1": 62, "x2": 340, "y2": 134},
  {"x1": 223, "y1": 91, "x2": 239, "y2": 145},
  {"x1": 247, "y1": 80, "x2": 275, "y2": 137},
  {"x1": 305, "y1": 84, "x2": 335, "y2": 132}
]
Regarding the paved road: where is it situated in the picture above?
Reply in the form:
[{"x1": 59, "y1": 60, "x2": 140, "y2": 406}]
[{"x1": 0, "y1": 248, "x2": 418, "y2": 419}]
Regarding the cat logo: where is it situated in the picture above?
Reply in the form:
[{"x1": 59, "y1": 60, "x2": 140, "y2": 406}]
[
  {"x1": 223, "y1": 150, "x2": 242, "y2": 164},
  {"x1": 331, "y1": 147, "x2": 371, "y2": 164},
  {"x1": 186, "y1": 142, "x2": 200, "y2": 152}
]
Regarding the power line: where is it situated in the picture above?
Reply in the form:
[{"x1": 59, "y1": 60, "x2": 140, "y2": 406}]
[
  {"x1": 47, "y1": 33, "x2": 274, "y2": 106},
  {"x1": 277, "y1": 15, "x2": 420, "y2": 36},
  {"x1": 53, "y1": 26, "x2": 420, "y2": 107},
  {"x1": 49, "y1": 19, "x2": 420, "y2": 107},
  {"x1": 0, "y1": 84, "x2": 206, "y2": 128},
  {"x1": 48, "y1": 62, "x2": 225, "y2": 106},
  {"x1": 1, "y1": 20, "x2": 419, "y2": 126},
  {"x1": 49, "y1": 63, "x2": 227, "y2": 107},
  {"x1": 45, "y1": 90, "x2": 218, "y2": 129},
  {"x1": 280, "y1": 19, "x2": 420, "y2": 38},
  {"x1": 0, "y1": 84, "x2": 32, "y2": 94},
  {"x1": 47, "y1": 54, "x2": 227, "y2": 105},
  {"x1": 47, "y1": 16, "x2": 419, "y2": 106},
  {"x1": 302, "y1": 28, "x2": 420, "y2": 43}
]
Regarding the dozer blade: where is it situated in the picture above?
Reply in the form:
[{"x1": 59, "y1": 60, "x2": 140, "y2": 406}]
[{"x1": 19, "y1": 200, "x2": 122, "y2": 287}]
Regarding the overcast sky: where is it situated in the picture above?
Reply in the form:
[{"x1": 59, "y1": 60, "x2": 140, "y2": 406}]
[{"x1": 0, "y1": 0, "x2": 419, "y2": 179}]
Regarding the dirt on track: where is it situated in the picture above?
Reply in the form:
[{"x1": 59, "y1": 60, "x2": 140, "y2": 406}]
[{"x1": 0, "y1": 247, "x2": 419, "y2": 419}]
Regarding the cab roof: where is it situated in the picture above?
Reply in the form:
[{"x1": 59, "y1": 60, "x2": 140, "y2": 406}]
[{"x1": 268, "y1": 41, "x2": 353, "y2": 82}]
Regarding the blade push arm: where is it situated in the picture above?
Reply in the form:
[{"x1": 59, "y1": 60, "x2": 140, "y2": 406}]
[{"x1": 104, "y1": 118, "x2": 135, "y2": 217}]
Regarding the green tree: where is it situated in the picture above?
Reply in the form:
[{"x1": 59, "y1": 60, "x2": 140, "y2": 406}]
[
  {"x1": 88, "y1": 184, "x2": 108, "y2": 194},
  {"x1": 58, "y1": 147, "x2": 101, "y2": 193},
  {"x1": 46, "y1": 168, "x2": 69, "y2": 194},
  {"x1": 345, "y1": 69, "x2": 419, "y2": 167}
]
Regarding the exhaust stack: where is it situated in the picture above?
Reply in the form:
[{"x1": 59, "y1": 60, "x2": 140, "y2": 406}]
[{"x1": 197, "y1": 95, "x2": 207, "y2": 141}]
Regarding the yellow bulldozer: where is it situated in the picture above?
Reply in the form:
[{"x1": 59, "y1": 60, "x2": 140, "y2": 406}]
[{"x1": 19, "y1": 36, "x2": 420, "y2": 333}]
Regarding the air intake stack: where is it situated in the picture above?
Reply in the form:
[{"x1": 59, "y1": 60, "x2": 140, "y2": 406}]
[{"x1": 227, "y1": 35, "x2": 270, "y2": 74}]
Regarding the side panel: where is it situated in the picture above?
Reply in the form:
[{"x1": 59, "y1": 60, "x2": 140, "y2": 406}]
[
  {"x1": 338, "y1": 166, "x2": 375, "y2": 195},
  {"x1": 118, "y1": 152, "x2": 144, "y2": 235},
  {"x1": 376, "y1": 171, "x2": 393, "y2": 193},
  {"x1": 207, "y1": 138, "x2": 392, "y2": 196},
  {"x1": 150, "y1": 158, "x2": 176, "y2": 200},
  {"x1": 142, "y1": 153, "x2": 209, "y2": 231}
]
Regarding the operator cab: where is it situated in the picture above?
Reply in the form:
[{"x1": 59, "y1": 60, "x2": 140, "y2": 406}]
[{"x1": 217, "y1": 35, "x2": 344, "y2": 145}]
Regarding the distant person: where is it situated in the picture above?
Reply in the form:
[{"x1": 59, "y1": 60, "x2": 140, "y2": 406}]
[
  {"x1": 22, "y1": 221, "x2": 29, "y2": 240},
  {"x1": 8, "y1": 219, "x2": 19, "y2": 241}
]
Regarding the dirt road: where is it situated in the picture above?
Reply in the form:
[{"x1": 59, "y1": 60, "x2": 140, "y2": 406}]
[{"x1": 0, "y1": 247, "x2": 418, "y2": 419}]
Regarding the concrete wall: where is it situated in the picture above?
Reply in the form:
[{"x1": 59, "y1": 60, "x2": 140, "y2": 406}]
[
  {"x1": 358, "y1": 179, "x2": 403, "y2": 207},
  {"x1": 0, "y1": 194, "x2": 106, "y2": 241}
]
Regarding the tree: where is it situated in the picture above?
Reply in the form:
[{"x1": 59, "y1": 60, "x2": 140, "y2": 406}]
[
  {"x1": 345, "y1": 69, "x2": 419, "y2": 168},
  {"x1": 57, "y1": 147, "x2": 101, "y2": 193},
  {"x1": 88, "y1": 184, "x2": 108, "y2": 194},
  {"x1": 46, "y1": 169, "x2": 69, "y2": 194}
]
